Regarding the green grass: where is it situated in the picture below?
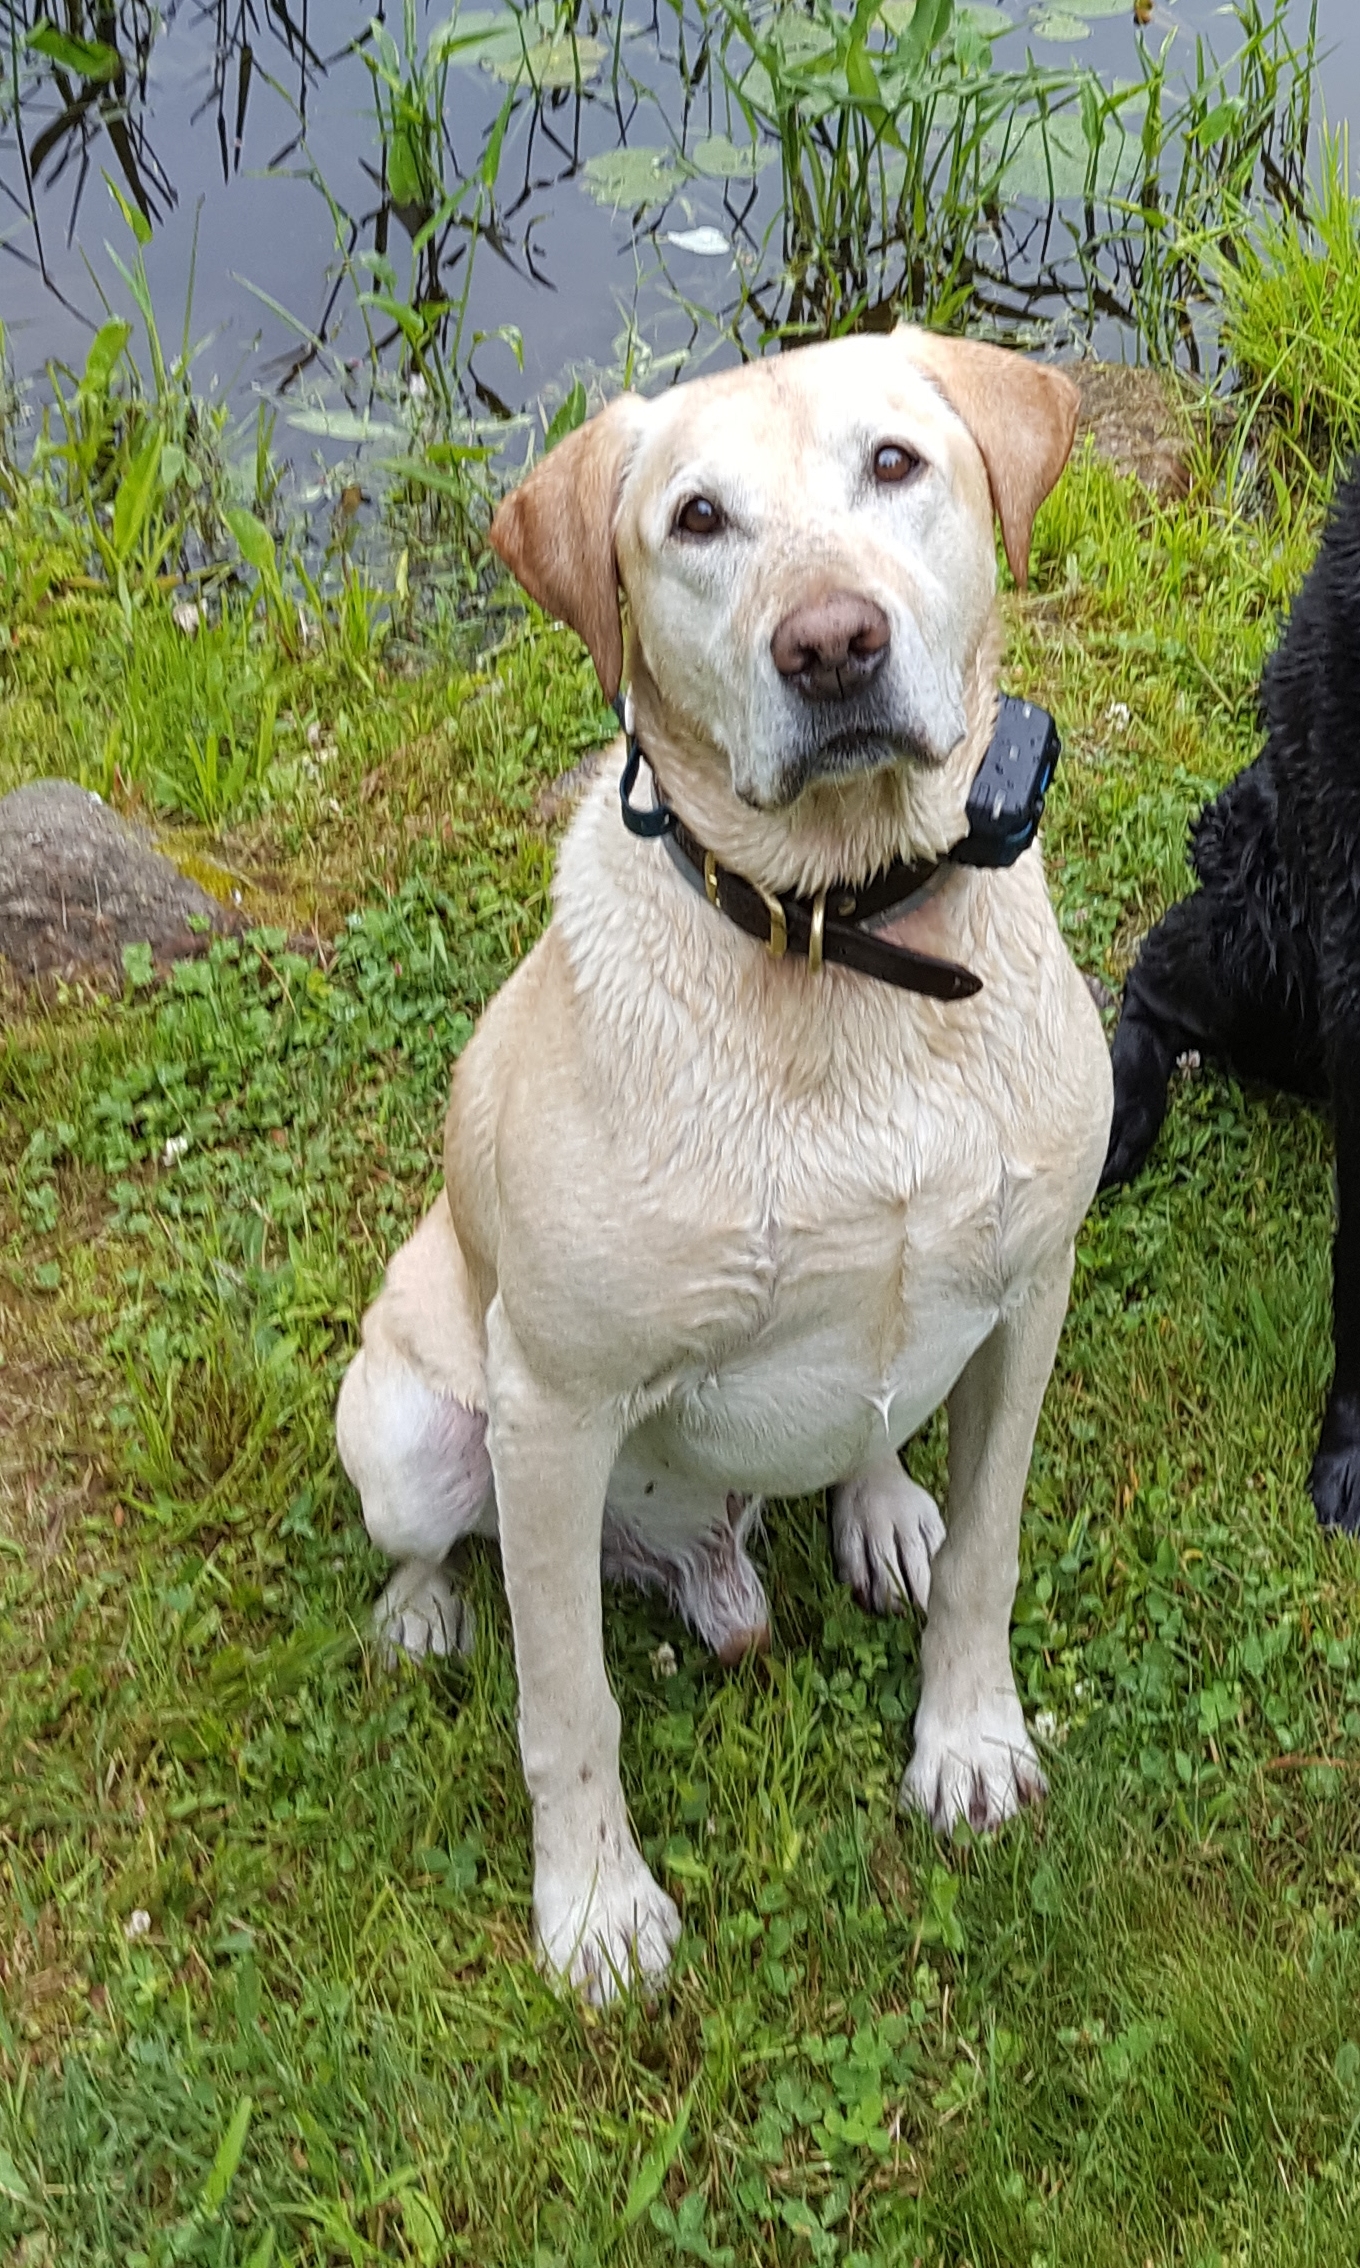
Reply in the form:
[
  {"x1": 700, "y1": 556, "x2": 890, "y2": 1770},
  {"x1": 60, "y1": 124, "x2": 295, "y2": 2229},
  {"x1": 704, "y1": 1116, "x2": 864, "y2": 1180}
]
[{"x1": 7, "y1": 422, "x2": 1360, "y2": 2268}]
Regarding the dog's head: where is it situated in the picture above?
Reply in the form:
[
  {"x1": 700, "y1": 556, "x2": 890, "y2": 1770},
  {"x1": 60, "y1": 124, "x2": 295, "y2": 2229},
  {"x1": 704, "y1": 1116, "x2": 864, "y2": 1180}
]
[{"x1": 490, "y1": 332, "x2": 1077, "y2": 812}]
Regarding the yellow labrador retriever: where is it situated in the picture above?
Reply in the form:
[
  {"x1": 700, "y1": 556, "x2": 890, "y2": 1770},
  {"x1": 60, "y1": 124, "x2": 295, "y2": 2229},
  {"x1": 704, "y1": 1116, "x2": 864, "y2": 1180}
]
[{"x1": 337, "y1": 330, "x2": 1113, "y2": 2000}]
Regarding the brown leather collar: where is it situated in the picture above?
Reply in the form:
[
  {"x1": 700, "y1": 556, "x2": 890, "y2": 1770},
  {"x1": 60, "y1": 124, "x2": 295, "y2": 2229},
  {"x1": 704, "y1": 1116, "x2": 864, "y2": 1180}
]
[{"x1": 664, "y1": 810, "x2": 982, "y2": 1003}]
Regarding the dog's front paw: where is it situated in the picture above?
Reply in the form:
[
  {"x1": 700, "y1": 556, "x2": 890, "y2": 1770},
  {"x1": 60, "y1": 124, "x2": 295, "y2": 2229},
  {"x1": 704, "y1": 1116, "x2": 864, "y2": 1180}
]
[
  {"x1": 372, "y1": 1561, "x2": 474, "y2": 1665},
  {"x1": 900, "y1": 1693, "x2": 1046, "y2": 1834},
  {"x1": 832, "y1": 1463, "x2": 945, "y2": 1614},
  {"x1": 1305, "y1": 1424, "x2": 1360, "y2": 1533},
  {"x1": 536, "y1": 1854, "x2": 681, "y2": 2006}
]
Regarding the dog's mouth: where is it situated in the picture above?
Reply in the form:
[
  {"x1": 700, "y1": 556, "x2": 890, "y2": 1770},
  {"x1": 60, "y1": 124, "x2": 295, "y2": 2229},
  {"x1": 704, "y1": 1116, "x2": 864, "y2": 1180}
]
[{"x1": 745, "y1": 708, "x2": 944, "y2": 810}]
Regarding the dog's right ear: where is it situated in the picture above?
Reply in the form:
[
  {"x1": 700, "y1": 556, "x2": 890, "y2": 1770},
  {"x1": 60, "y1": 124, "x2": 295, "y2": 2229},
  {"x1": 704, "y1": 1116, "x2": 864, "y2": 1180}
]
[{"x1": 489, "y1": 395, "x2": 647, "y2": 702}]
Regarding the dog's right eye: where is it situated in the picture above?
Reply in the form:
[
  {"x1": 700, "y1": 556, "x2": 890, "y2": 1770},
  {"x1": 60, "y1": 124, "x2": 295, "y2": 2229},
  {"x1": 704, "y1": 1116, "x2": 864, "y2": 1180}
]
[{"x1": 673, "y1": 495, "x2": 725, "y2": 539}]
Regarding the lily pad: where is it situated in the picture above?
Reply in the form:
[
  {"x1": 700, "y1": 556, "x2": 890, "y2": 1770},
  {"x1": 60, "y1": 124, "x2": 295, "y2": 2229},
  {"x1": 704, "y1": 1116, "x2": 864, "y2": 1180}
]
[
  {"x1": 491, "y1": 32, "x2": 607, "y2": 85},
  {"x1": 285, "y1": 407, "x2": 405, "y2": 442},
  {"x1": 429, "y1": 9, "x2": 523, "y2": 67},
  {"x1": 1051, "y1": 0, "x2": 1127, "y2": 14},
  {"x1": 582, "y1": 146, "x2": 687, "y2": 208},
  {"x1": 958, "y1": 5, "x2": 1016, "y2": 33},
  {"x1": 1031, "y1": 12, "x2": 1092, "y2": 39},
  {"x1": 999, "y1": 111, "x2": 1133, "y2": 199},
  {"x1": 690, "y1": 133, "x2": 774, "y2": 179}
]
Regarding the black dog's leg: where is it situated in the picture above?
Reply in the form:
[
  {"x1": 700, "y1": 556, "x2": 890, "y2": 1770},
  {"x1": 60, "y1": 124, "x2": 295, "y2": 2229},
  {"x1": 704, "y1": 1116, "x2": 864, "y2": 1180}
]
[
  {"x1": 1102, "y1": 892, "x2": 1240, "y2": 1189},
  {"x1": 1104, "y1": 765, "x2": 1326, "y2": 1191},
  {"x1": 1311, "y1": 1050, "x2": 1360, "y2": 1530}
]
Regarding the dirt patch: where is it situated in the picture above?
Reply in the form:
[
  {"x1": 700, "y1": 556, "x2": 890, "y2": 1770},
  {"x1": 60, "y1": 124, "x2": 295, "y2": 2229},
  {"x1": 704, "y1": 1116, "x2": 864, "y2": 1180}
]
[{"x1": 1071, "y1": 361, "x2": 1197, "y2": 500}]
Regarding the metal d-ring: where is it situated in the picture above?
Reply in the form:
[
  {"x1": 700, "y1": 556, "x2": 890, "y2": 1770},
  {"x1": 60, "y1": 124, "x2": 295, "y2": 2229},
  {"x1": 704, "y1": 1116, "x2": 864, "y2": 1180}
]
[
  {"x1": 808, "y1": 888, "x2": 827, "y2": 974},
  {"x1": 755, "y1": 883, "x2": 787, "y2": 959}
]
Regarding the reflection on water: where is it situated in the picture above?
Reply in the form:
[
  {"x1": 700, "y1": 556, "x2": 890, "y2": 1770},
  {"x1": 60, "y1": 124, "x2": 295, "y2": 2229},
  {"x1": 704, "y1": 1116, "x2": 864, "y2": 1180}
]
[{"x1": 0, "y1": 0, "x2": 1351, "y2": 441}]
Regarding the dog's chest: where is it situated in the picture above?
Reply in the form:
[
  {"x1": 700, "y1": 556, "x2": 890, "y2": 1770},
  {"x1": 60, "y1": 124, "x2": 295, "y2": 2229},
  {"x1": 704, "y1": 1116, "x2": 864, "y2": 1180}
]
[{"x1": 648, "y1": 1012, "x2": 1065, "y2": 1494}]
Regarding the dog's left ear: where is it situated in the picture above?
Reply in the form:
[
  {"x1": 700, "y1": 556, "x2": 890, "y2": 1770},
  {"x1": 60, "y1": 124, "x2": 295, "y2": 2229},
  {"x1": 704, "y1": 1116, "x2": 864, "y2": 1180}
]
[
  {"x1": 489, "y1": 394, "x2": 648, "y2": 700},
  {"x1": 899, "y1": 330, "x2": 1079, "y2": 588}
]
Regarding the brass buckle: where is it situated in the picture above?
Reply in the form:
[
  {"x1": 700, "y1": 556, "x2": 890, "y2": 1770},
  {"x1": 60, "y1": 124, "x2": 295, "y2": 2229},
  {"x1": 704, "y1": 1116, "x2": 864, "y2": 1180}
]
[
  {"x1": 808, "y1": 888, "x2": 827, "y2": 975},
  {"x1": 704, "y1": 850, "x2": 719, "y2": 907},
  {"x1": 755, "y1": 884, "x2": 787, "y2": 959}
]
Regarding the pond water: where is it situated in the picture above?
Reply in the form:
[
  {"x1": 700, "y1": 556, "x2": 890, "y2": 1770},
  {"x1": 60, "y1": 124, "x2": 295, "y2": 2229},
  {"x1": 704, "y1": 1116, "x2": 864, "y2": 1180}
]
[{"x1": 1, "y1": 0, "x2": 1355, "y2": 460}]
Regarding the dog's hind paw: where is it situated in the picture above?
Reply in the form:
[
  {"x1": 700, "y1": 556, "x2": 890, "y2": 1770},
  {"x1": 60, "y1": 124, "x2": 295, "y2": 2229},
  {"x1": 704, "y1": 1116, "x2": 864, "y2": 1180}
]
[
  {"x1": 900, "y1": 1696, "x2": 1046, "y2": 1834},
  {"x1": 372, "y1": 1560, "x2": 474, "y2": 1665},
  {"x1": 832, "y1": 1461, "x2": 944, "y2": 1614},
  {"x1": 536, "y1": 1853, "x2": 681, "y2": 2007}
]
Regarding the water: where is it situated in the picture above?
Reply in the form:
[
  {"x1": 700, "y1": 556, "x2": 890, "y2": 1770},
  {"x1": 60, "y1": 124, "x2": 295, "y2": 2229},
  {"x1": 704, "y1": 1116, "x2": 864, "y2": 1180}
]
[{"x1": 0, "y1": 0, "x2": 1352, "y2": 455}]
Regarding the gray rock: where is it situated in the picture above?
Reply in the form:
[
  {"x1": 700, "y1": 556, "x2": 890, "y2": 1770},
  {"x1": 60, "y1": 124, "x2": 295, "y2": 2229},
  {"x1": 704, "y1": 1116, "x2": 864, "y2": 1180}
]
[{"x1": 0, "y1": 779, "x2": 235, "y2": 984}]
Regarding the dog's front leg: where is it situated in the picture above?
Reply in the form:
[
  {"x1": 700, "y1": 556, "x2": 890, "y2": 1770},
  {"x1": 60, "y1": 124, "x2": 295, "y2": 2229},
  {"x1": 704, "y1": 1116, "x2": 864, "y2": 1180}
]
[
  {"x1": 485, "y1": 1300, "x2": 680, "y2": 2003},
  {"x1": 1311, "y1": 1058, "x2": 1360, "y2": 1530},
  {"x1": 902, "y1": 1257, "x2": 1074, "y2": 1833}
]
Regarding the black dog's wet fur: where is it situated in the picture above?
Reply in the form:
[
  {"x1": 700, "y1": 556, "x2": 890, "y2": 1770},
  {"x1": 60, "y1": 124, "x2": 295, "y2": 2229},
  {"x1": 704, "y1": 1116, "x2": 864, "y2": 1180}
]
[{"x1": 1103, "y1": 457, "x2": 1360, "y2": 1530}]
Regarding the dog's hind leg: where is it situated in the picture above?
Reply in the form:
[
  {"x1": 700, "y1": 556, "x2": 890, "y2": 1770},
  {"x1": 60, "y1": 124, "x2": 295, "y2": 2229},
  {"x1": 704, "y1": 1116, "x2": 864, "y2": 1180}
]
[
  {"x1": 1310, "y1": 1034, "x2": 1360, "y2": 1531},
  {"x1": 602, "y1": 1451, "x2": 771, "y2": 1663},
  {"x1": 337, "y1": 1194, "x2": 494, "y2": 1661}
]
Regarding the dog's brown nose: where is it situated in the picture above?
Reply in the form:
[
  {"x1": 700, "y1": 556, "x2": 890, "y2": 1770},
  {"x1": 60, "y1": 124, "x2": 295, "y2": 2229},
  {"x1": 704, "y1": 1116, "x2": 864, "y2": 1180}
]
[{"x1": 771, "y1": 590, "x2": 891, "y2": 703}]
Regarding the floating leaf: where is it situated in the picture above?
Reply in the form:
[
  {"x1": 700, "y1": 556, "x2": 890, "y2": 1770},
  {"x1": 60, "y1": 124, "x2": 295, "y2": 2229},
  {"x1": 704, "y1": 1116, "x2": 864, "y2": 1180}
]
[
  {"x1": 26, "y1": 23, "x2": 121, "y2": 81},
  {"x1": 958, "y1": 4, "x2": 1015, "y2": 30},
  {"x1": 1031, "y1": 11, "x2": 1092, "y2": 38},
  {"x1": 429, "y1": 10, "x2": 520, "y2": 65},
  {"x1": 690, "y1": 133, "x2": 773, "y2": 179},
  {"x1": 1000, "y1": 111, "x2": 1132, "y2": 199},
  {"x1": 493, "y1": 33, "x2": 607, "y2": 86},
  {"x1": 582, "y1": 146, "x2": 686, "y2": 208},
  {"x1": 1053, "y1": 0, "x2": 1127, "y2": 13},
  {"x1": 665, "y1": 226, "x2": 731, "y2": 258},
  {"x1": 283, "y1": 407, "x2": 405, "y2": 442}
]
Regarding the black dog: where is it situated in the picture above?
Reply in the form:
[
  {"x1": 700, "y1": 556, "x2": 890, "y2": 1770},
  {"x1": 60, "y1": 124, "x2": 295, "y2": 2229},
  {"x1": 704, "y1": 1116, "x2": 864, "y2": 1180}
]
[{"x1": 1102, "y1": 458, "x2": 1360, "y2": 1530}]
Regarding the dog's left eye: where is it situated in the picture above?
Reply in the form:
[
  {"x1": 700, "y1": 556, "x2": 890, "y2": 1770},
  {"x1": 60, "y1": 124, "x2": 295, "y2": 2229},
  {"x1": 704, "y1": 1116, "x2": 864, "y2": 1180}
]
[
  {"x1": 673, "y1": 495, "x2": 726, "y2": 538},
  {"x1": 873, "y1": 443, "x2": 922, "y2": 486}
]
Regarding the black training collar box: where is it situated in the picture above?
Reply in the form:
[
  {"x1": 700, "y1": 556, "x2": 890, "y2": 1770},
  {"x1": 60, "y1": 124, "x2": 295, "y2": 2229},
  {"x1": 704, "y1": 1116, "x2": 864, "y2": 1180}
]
[{"x1": 954, "y1": 696, "x2": 1060, "y2": 869}]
